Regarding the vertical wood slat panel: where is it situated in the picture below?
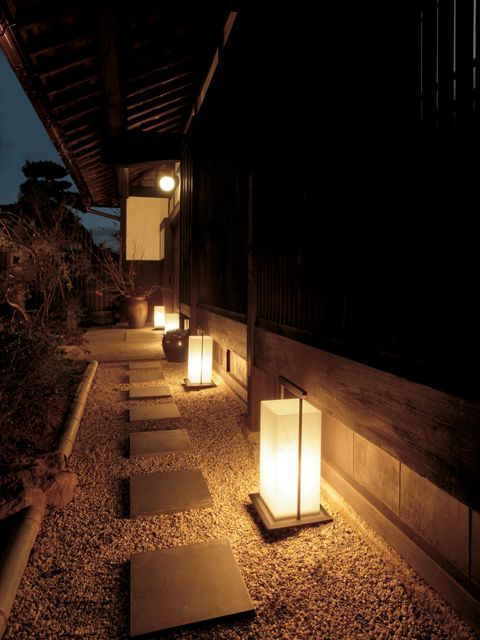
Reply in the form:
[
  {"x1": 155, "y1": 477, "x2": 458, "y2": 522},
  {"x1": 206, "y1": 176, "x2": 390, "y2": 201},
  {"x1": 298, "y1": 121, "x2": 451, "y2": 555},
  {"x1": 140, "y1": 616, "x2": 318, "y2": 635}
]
[
  {"x1": 421, "y1": 0, "x2": 438, "y2": 133},
  {"x1": 438, "y1": 0, "x2": 455, "y2": 132},
  {"x1": 455, "y1": 0, "x2": 474, "y2": 138}
]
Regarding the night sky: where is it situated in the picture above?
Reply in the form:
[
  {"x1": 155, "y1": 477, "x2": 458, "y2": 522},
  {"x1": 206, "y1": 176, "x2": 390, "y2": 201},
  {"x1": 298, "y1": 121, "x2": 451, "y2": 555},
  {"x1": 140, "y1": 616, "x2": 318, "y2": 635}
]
[{"x1": 0, "y1": 51, "x2": 118, "y2": 246}]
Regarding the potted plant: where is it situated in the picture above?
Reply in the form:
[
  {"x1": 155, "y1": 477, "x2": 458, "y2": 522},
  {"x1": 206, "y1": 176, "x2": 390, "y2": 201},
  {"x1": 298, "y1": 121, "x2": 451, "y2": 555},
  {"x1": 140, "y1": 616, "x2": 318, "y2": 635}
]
[
  {"x1": 162, "y1": 328, "x2": 189, "y2": 362},
  {"x1": 95, "y1": 244, "x2": 161, "y2": 329}
]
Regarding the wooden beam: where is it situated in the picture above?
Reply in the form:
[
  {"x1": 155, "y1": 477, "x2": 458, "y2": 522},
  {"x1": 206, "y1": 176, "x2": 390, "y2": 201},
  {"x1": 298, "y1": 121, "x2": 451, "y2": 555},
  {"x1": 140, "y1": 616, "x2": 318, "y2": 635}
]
[
  {"x1": 129, "y1": 186, "x2": 168, "y2": 199},
  {"x1": 116, "y1": 167, "x2": 129, "y2": 199},
  {"x1": 96, "y1": 5, "x2": 126, "y2": 138},
  {"x1": 102, "y1": 132, "x2": 182, "y2": 166}
]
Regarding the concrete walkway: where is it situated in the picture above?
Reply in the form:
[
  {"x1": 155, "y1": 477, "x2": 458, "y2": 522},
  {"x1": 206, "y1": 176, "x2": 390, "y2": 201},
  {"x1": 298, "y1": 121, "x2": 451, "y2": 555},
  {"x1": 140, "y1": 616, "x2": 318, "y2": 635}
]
[{"x1": 78, "y1": 324, "x2": 165, "y2": 362}]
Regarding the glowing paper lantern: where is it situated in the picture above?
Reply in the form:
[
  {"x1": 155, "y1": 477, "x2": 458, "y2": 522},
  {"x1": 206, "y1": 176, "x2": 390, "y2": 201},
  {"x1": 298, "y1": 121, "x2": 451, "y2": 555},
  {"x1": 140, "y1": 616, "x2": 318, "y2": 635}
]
[
  {"x1": 164, "y1": 313, "x2": 180, "y2": 332},
  {"x1": 187, "y1": 334, "x2": 213, "y2": 385},
  {"x1": 153, "y1": 305, "x2": 165, "y2": 329},
  {"x1": 250, "y1": 382, "x2": 332, "y2": 530}
]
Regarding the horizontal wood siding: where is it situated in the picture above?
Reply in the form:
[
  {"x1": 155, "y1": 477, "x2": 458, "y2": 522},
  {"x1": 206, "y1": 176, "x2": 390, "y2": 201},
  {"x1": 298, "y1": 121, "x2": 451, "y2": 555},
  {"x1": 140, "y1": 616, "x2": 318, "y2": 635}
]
[
  {"x1": 254, "y1": 326, "x2": 480, "y2": 512},
  {"x1": 197, "y1": 306, "x2": 247, "y2": 361}
]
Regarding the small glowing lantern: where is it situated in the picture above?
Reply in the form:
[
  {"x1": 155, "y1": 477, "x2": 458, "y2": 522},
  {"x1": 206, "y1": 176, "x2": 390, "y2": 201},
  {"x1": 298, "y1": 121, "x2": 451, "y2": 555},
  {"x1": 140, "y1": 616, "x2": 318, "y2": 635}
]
[
  {"x1": 184, "y1": 333, "x2": 215, "y2": 388},
  {"x1": 158, "y1": 175, "x2": 177, "y2": 193},
  {"x1": 153, "y1": 305, "x2": 165, "y2": 330},
  {"x1": 250, "y1": 377, "x2": 332, "y2": 530},
  {"x1": 164, "y1": 313, "x2": 180, "y2": 332}
]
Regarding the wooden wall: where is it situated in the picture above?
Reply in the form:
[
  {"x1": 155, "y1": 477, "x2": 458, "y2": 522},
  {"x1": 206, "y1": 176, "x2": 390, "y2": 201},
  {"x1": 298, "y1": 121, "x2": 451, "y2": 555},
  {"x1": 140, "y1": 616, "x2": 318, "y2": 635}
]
[{"x1": 177, "y1": 5, "x2": 480, "y2": 618}]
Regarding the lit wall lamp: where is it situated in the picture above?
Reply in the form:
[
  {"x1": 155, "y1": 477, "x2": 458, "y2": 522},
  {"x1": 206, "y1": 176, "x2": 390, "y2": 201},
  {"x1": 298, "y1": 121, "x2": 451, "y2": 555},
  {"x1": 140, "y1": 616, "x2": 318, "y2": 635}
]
[
  {"x1": 184, "y1": 332, "x2": 215, "y2": 389},
  {"x1": 153, "y1": 305, "x2": 165, "y2": 330},
  {"x1": 250, "y1": 376, "x2": 332, "y2": 530},
  {"x1": 164, "y1": 313, "x2": 180, "y2": 332},
  {"x1": 158, "y1": 173, "x2": 178, "y2": 194}
]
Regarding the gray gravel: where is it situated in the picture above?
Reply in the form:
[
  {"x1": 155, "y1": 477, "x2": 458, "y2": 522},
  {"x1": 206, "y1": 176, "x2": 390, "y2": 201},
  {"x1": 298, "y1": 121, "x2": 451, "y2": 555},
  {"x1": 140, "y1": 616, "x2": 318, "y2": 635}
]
[{"x1": 5, "y1": 362, "x2": 478, "y2": 639}]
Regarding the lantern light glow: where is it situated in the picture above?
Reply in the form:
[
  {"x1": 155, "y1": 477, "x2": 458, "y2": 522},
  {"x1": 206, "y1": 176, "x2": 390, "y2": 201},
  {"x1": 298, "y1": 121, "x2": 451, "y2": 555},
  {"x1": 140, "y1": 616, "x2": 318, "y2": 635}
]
[
  {"x1": 164, "y1": 313, "x2": 180, "y2": 332},
  {"x1": 159, "y1": 175, "x2": 176, "y2": 192},
  {"x1": 250, "y1": 377, "x2": 332, "y2": 530},
  {"x1": 184, "y1": 333, "x2": 215, "y2": 389},
  {"x1": 153, "y1": 305, "x2": 165, "y2": 329}
]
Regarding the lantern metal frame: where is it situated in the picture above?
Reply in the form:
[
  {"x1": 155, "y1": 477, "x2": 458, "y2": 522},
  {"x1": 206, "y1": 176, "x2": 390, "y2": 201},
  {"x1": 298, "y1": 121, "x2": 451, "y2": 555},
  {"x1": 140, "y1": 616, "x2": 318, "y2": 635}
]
[
  {"x1": 249, "y1": 375, "x2": 332, "y2": 530},
  {"x1": 184, "y1": 331, "x2": 216, "y2": 389}
]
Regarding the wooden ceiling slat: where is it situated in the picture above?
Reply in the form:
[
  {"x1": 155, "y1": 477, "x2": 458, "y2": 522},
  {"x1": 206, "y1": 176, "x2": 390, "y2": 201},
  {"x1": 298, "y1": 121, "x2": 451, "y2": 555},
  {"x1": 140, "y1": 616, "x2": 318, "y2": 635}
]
[
  {"x1": 27, "y1": 30, "x2": 91, "y2": 59},
  {"x1": 127, "y1": 92, "x2": 191, "y2": 125},
  {"x1": 142, "y1": 113, "x2": 185, "y2": 133},
  {"x1": 58, "y1": 105, "x2": 100, "y2": 126},
  {"x1": 37, "y1": 53, "x2": 96, "y2": 80},
  {"x1": 76, "y1": 147, "x2": 101, "y2": 162},
  {"x1": 61, "y1": 111, "x2": 101, "y2": 133},
  {"x1": 69, "y1": 138, "x2": 100, "y2": 154},
  {"x1": 129, "y1": 54, "x2": 194, "y2": 87},
  {"x1": 127, "y1": 80, "x2": 192, "y2": 114},
  {"x1": 128, "y1": 99, "x2": 191, "y2": 129},
  {"x1": 44, "y1": 68, "x2": 98, "y2": 97},
  {"x1": 1, "y1": 1, "x2": 230, "y2": 206},
  {"x1": 49, "y1": 86, "x2": 102, "y2": 111}
]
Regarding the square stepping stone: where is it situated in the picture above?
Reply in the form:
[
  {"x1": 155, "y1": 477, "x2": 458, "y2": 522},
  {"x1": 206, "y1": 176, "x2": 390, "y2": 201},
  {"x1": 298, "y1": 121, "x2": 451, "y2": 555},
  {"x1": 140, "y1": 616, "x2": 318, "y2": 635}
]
[
  {"x1": 129, "y1": 369, "x2": 165, "y2": 383},
  {"x1": 130, "y1": 361, "x2": 164, "y2": 369},
  {"x1": 130, "y1": 429, "x2": 192, "y2": 457},
  {"x1": 130, "y1": 469, "x2": 213, "y2": 519},
  {"x1": 130, "y1": 539, "x2": 254, "y2": 636},
  {"x1": 129, "y1": 404, "x2": 180, "y2": 422},
  {"x1": 129, "y1": 385, "x2": 171, "y2": 399}
]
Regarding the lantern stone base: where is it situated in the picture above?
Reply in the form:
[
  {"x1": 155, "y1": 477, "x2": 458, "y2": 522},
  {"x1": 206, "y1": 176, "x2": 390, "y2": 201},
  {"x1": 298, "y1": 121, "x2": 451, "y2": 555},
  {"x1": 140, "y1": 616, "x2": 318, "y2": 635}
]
[
  {"x1": 249, "y1": 492, "x2": 333, "y2": 530},
  {"x1": 183, "y1": 378, "x2": 216, "y2": 389}
]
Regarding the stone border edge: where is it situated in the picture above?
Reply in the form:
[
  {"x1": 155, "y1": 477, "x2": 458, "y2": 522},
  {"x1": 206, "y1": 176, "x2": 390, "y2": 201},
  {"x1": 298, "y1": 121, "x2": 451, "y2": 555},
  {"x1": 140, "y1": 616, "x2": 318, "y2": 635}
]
[{"x1": 0, "y1": 359, "x2": 98, "y2": 639}]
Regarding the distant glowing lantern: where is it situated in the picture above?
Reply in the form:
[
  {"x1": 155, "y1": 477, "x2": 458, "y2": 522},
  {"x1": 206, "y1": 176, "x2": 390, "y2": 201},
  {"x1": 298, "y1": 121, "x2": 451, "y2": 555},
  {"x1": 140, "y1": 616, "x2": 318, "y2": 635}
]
[
  {"x1": 153, "y1": 305, "x2": 165, "y2": 330},
  {"x1": 164, "y1": 313, "x2": 180, "y2": 332},
  {"x1": 184, "y1": 333, "x2": 215, "y2": 388},
  {"x1": 250, "y1": 377, "x2": 332, "y2": 530}
]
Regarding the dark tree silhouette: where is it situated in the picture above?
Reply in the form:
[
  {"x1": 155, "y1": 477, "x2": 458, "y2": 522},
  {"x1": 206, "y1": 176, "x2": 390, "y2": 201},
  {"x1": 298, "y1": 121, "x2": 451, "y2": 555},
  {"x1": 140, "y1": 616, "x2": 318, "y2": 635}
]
[{"x1": 17, "y1": 160, "x2": 85, "y2": 230}]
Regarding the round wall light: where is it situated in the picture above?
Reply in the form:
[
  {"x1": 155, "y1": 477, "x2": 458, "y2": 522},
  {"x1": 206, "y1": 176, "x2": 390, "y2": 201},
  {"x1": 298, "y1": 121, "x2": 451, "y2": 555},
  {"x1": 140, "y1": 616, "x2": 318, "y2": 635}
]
[{"x1": 158, "y1": 175, "x2": 176, "y2": 192}]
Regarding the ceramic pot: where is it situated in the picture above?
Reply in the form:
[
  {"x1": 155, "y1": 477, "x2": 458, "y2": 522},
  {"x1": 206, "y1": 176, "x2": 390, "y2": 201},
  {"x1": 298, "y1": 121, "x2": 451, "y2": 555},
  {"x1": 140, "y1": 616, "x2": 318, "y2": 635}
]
[
  {"x1": 162, "y1": 330, "x2": 189, "y2": 362},
  {"x1": 124, "y1": 296, "x2": 148, "y2": 328}
]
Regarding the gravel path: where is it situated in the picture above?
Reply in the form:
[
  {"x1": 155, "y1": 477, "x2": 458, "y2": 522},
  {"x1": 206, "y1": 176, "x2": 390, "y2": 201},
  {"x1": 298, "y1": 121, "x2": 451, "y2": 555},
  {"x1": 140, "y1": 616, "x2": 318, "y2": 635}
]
[{"x1": 5, "y1": 362, "x2": 478, "y2": 640}]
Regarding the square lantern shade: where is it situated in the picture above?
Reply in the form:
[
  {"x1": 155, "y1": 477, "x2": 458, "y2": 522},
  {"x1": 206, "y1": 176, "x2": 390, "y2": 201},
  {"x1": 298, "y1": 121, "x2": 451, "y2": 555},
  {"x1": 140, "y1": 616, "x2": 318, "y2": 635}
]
[
  {"x1": 164, "y1": 313, "x2": 180, "y2": 332},
  {"x1": 153, "y1": 305, "x2": 165, "y2": 329},
  {"x1": 184, "y1": 335, "x2": 215, "y2": 388},
  {"x1": 250, "y1": 398, "x2": 332, "y2": 530}
]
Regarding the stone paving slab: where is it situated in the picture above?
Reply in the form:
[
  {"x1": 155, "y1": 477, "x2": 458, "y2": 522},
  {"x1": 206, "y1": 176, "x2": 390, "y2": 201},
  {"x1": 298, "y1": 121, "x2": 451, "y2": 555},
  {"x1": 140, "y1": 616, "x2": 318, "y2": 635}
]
[
  {"x1": 125, "y1": 330, "x2": 163, "y2": 342},
  {"x1": 130, "y1": 539, "x2": 254, "y2": 636},
  {"x1": 130, "y1": 404, "x2": 181, "y2": 422},
  {"x1": 130, "y1": 429, "x2": 192, "y2": 457},
  {"x1": 129, "y1": 369, "x2": 165, "y2": 383},
  {"x1": 129, "y1": 361, "x2": 165, "y2": 370},
  {"x1": 130, "y1": 469, "x2": 213, "y2": 519},
  {"x1": 129, "y1": 385, "x2": 171, "y2": 399}
]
